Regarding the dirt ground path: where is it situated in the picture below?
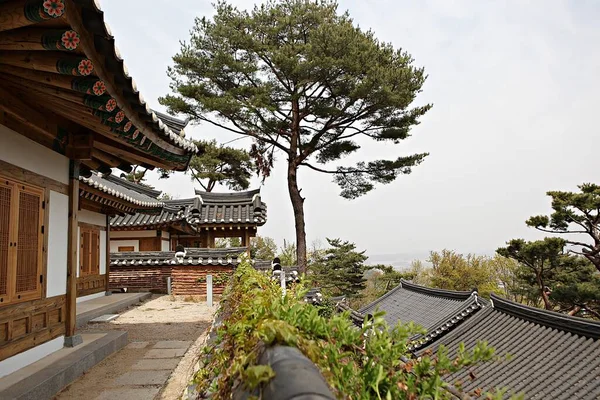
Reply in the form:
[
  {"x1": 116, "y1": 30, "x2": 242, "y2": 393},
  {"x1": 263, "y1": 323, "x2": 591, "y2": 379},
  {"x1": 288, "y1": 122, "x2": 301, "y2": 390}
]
[{"x1": 54, "y1": 295, "x2": 216, "y2": 400}]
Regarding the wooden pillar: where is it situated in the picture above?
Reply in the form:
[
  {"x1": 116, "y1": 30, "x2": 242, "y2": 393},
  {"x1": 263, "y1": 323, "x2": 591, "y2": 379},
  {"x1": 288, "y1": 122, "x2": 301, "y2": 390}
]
[
  {"x1": 244, "y1": 229, "x2": 251, "y2": 256},
  {"x1": 105, "y1": 214, "x2": 111, "y2": 296},
  {"x1": 65, "y1": 161, "x2": 82, "y2": 347},
  {"x1": 207, "y1": 230, "x2": 214, "y2": 248}
]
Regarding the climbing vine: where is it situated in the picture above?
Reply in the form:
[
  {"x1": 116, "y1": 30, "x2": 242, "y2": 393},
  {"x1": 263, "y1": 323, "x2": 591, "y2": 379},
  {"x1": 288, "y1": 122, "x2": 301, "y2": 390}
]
[{"x1": 194, "y1": 256, "x2": 516, "y2": 399}]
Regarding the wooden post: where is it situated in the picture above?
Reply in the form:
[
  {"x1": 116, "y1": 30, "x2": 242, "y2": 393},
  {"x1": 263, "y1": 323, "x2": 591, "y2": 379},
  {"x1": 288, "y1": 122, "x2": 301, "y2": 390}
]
[
  {"x1": 206, "y1": 275, "x2": 213, "y2": 307},
  {"x1": 105, "y1": 214, "x2": 111, "y2": 296},
  {"x1": 65, "y1": 160, "x2": 82, "y2": 347}
]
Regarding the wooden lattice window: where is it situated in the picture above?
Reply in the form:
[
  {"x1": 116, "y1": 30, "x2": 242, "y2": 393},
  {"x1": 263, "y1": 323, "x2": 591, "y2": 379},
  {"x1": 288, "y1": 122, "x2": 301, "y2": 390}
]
[
  {"x1": 117, "y1": 246, "x2": 134, "y2": 252},
  {"x1": 0, "y1": 176, "x2": 44, "y2": 305},
  {"x1": 80, "y1": 227, "x2": 100, "y2": 276}
]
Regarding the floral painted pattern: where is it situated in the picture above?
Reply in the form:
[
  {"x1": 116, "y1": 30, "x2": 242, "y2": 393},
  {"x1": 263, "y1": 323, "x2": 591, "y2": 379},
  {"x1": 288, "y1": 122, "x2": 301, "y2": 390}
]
[
  {"x1": 61, "y1": 30, "x2": 80, "y2": 50},
  {"x1": 105, "y1": 98, "x2": 117, "y2": 112},
  {"x1": 77, "y1": 59, "x2": 93, "y2": 76},
  {"x1": 139, "y1": 133, "x2": 145, "y2": 145},
  {"x1": 124, "y1": 121, "x2": 133, "y2": 132},
  {"x1": 92, "y1": 81, "x2": 106, "y2": 96},
  {"x1": 115, "y1": 111, "x2": 125, "y2": 123},
  {"x1": 43, "y1": 0, "x2": 65, "y2": 18}
]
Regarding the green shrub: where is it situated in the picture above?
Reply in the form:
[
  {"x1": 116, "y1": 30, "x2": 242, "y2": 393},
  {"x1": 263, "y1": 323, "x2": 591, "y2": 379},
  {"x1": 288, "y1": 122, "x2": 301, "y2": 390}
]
[{"x1": 194, "y1": 256, "x2": 510, "y2": 399}]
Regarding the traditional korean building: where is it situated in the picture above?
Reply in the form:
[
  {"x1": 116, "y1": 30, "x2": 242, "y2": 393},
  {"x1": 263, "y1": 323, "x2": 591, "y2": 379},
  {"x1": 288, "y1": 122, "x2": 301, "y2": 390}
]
[
  {"x1": 348, "y1": 280, "x2": 600, "y2": 398},
  {"x1": 110, "y1": 188, "x2": 268, "y2": 252},
  {"x1": 0, "y1": 0, "x2": 196, "y2": 380}
]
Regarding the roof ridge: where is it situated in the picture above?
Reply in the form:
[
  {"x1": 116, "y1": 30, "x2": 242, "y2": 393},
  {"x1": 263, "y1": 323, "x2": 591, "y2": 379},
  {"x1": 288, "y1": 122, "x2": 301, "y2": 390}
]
[
  {"x1": 409, "y1": 295, "x2": 485, "y2": 350},
  {"x1": 104, "y1": 173, "x2": 163, "y2": 198},
  {"x1": 399, "y1": 279, "x2": 474, "y2": 300},
  {"x1": 490, "y1": 293, "x2": 600, "y2": 339}
]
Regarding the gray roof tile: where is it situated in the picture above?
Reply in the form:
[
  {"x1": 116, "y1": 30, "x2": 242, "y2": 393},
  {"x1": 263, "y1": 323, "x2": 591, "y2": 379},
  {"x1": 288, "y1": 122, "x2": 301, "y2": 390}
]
[
  {"x1": 360, "y1": 279, "x2": 478, "y2": 332},
  {"x1": 111, "y1": 189, "x2": 267, "y2": 229},
  {"x1": 418, "y1": 294, "x2": 600, "y2": 399},
  {"x1": 110, "y1": 247, "x2": 246, "y2": 267},
  {"x1": 79, "y1": 173, "x2": 163, "y2": 209}
]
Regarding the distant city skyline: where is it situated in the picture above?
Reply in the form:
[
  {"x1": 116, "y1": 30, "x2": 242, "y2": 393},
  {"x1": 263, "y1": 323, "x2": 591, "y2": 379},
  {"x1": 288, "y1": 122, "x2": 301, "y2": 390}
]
[{"x1": 101, "y1": 0, "x2": 600, "y2": 257}]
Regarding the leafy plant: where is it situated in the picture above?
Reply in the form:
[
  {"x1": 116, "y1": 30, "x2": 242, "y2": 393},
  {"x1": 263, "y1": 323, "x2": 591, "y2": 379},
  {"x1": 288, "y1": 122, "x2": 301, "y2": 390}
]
[{"x1": 194, "y1": 256, "x2": 509, "y2": 399}]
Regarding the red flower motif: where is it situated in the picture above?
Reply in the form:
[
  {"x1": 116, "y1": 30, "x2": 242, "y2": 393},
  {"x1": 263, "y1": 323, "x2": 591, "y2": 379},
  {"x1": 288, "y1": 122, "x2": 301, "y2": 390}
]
[
  {"x1": 115, "y1": 111, "x2": 125, "y2": 123},
  {"x1": 77, "y1": 59, "x2": 93, "y2": 76},
  {"x1": 43, "y1": 0, "x2": 65, "y2": 18},
  {"x1": 61, "y1": 30, "x2": 79, "y2": 50},
  {"x1": 105, "y1": 98, "x2": 117, "y2": 112},
  {"x1": 124, "y1": 121, "x2": 132, "y2": 132},
  {"x1": 92, "y1": 80, "x2": 106, "y2": 96}
]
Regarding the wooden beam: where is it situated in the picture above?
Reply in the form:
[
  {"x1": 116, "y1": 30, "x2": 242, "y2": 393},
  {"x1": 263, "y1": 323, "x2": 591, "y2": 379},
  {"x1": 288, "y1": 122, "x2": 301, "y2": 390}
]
[
  {"x1": 91, "y1": 148, "x2": 123, "y2": 168},
  {"x1": 0, "y1": 84, "x2": 58, "y2": 140},
  {"x1": 65, "y1": 160, "x2": 80, "y2": 345},
  {"x1": 0, "y1": 51, "x2": 96, "y2": 76},
  {"x1": 67, "y1": 132, "x2": 93, "y2": 160},
  {"x1": 0, "y1": 0, "x2": 66, "y2": 33},
  {"x1": 0, "y1": 27, "x2": 84, "y2": 53},
  {"x1": 0, "y1": 65, "x2": 106, "y2": 95}
]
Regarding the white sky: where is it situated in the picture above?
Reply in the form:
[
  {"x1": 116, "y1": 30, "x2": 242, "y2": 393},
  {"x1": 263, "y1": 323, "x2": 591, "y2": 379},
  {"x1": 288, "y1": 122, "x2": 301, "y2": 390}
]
[{"x1": 100, "y1": 0, "x2": 600, "y2": 264}]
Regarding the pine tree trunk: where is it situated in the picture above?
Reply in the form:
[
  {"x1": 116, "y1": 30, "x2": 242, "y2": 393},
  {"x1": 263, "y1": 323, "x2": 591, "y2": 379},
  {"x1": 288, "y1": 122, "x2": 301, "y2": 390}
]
[
  {"x1": 535, "y1": 273, "x2": 552, "y2": 310},
  {"x1": 287, "y1": 160, "x2": 307, "y2": 273}
]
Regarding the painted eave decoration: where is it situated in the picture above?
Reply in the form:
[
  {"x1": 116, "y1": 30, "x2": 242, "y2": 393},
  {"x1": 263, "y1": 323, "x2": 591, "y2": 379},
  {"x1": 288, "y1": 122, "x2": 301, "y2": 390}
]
[{"x1": 0, "y1": 0, "x2": 197, "y2": 172}]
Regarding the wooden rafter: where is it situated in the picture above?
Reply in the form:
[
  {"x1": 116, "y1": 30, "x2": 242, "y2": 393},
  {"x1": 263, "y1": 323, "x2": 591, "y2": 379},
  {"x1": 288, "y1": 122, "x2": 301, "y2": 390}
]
[
  {"x1": 0, "y1": 0, "x2": 67, "y2": 33},
  {"x1": 0, "y1": 65, "x2": 106, "y2": 95},
  {"x1": 0, "y1": 50, "x2": 96, "y2": 76},
  {"x1": 0, "y1": 27, "x2": 84, "y2": 54}
]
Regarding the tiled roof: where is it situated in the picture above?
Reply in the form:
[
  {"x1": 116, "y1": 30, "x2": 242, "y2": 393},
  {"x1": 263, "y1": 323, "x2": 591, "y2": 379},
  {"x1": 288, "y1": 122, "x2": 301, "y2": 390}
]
[
  {"x1": 110, "y1": 247, "x2": 246, "y2": 267},
  {"x1": 79, "y1": 173, "x2": 164, "y2": 208},
  {"x1": 153, "y1": 110, "x2": 190, "y2": 136},
  {"x1": 418, "y1": 294, "x2": 600, "y2": 399},
  {"x1": 111, "y1": 189, "x2": 267, "y2": 229},
  {"x1": 359, "y1": 280, "x2": 480, "y2": 334},
  {"x1": 72, "y1": 1, "x2": 197, "y2": 157}
]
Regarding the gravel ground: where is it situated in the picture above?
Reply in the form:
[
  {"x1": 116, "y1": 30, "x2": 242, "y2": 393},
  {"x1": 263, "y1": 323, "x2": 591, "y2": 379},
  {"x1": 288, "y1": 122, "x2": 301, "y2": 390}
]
[{"x1": 54, "y1": 295, "x2": 216, "y2": 400}]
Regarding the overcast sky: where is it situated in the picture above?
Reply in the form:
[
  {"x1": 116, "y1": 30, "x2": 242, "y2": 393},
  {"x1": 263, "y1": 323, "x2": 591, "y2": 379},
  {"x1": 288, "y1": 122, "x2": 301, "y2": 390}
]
[{"x1": 101, "y1": 0, "x2": 600, "y2": 264}]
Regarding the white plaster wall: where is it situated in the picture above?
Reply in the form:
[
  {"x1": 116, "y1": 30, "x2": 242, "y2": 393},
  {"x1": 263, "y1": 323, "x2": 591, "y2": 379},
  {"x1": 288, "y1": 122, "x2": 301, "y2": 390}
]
[
  {"x1": 0, "y1": 125, "x2": 69, "y2": 185},
  {"x1": 0, "y1": 336, "x2": 64, "y2": 379},
  {"x1": 47, "y1": 191, "x2": 68, "y2": 297},
  {"x1": 110, "y1": 240, "x2": 139, "y2": 252},
  {"x1": 161, "y1": 231, "x2": 170, "y2": 239},
  {"x1": 161, "y1": 240, "x2": 170, "y2": 251},
  {"x1": 76, "y1": 292, "x2": 105, "y2": 304},
  {"x1": 110, "y1": 230, "x2": 156, "y2": 238},
  {"x1": 100, "y1": 231, "x2": 107, "y2": 275},
  {"x1": 79, "y1": 209, "x2": 107, "y2": 227}
]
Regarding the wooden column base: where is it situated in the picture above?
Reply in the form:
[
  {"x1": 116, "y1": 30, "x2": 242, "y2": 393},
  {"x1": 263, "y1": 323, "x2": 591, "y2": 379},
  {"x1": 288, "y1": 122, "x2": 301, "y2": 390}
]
[{"x1": 64, "y1": 335, "x2": 83, "y2": 348}]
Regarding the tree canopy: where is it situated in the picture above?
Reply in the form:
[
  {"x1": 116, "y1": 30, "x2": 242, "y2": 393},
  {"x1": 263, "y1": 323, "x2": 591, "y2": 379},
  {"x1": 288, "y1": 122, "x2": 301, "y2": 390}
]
[
  {"x1": 309, "y1": 238, "x2": 369, "y2": 298},
  {"x1": 497, "y1": 238, "x2": 600, "y2": 317},
  {"x1": 160, "y1": 0, "x2": 431, "y2": 271},
  {"x1": 526, "y1": 183, "x2": 600, "y2": 273},
  {"x1": 162, "y1": 139, "x2": 254, "y2": 192}
]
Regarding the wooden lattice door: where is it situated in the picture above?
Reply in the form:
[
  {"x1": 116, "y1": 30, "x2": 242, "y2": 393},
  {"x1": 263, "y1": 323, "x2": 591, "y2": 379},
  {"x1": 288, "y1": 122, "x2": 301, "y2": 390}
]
[
  {"x1": 14, "y1": 185, "x2": 44, "y2": 301},
  {"x1": 0, "y1": 180, "x2": 13, "y2": 301}
]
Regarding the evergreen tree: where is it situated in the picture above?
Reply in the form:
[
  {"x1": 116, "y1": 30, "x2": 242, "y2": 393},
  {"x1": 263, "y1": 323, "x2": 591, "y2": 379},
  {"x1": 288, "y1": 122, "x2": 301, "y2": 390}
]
[
  {"x1": 527, "y1": 183, "x2": 600, "y2": 272},
  {"x1": 250, "y1": 236, "x2": 278, "y2": 260},
  {"x1": 160, "y1": 0, "x2": 431, "y2": 271},
  {"x1": 310, "y1": 238, "x2": 369, "y2": 297},
  {"x1": 160, "y1": 139, "x2": 254, "y2": 192}
]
